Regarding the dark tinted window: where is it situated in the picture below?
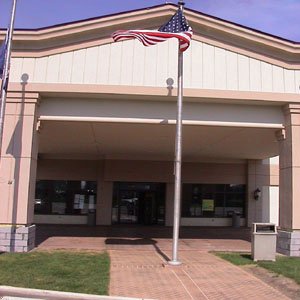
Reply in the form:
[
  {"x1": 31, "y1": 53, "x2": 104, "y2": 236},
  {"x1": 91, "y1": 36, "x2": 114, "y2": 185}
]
[
  {"x1": 34, "y1": 180, "x2": 97, "y2": 215},
  {"x1": 182, "y1": 184, "x2": 246, "y2": 218}
]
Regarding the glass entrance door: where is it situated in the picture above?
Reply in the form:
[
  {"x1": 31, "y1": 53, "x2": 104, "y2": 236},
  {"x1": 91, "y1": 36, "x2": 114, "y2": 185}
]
[
  {"x1": 119, "y1": 190, "x2": 139, "y2": 224},
  {"x1": 112, "y1": 182, "x2": 165, "y2": 225}
]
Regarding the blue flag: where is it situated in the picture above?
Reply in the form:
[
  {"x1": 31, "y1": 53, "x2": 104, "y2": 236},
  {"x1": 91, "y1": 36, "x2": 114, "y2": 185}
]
[{"x1": 0, "y1": 30, "x2": 8, "y2": 79}]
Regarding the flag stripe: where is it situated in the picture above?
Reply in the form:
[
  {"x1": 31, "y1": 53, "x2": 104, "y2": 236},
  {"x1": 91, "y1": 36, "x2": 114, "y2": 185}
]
[
  {"x1": 112, "y1": 8, "x2": 193, "y2": 52},
  {"x1": 112, "y1": 29, "x2": 192, "y2": 51}
]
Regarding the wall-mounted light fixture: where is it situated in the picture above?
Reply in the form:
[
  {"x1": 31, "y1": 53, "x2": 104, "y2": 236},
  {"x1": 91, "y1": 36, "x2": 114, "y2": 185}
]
[{"x1": 254, "y1": 188, "x2": 261, "y2": 200}]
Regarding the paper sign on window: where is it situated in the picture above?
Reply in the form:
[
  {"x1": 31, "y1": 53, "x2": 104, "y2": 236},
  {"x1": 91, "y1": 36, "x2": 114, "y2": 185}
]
[{"x1": 202, "y1": 199, "x2": 214, "y2": 212}]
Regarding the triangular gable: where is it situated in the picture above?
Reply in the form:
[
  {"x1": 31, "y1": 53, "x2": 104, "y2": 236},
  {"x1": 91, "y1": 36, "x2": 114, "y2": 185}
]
[
  {"x1": 3, "y1": 3, "x2": 300, "y2": 69},
  {"x1": 10, "y1": 38, "x2": 299, "y2": 95}
]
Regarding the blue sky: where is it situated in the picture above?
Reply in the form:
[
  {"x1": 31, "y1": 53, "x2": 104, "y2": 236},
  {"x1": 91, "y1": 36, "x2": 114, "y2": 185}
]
[{"x1": 0, "y1": 0, "x2": 299, "y2": 41}]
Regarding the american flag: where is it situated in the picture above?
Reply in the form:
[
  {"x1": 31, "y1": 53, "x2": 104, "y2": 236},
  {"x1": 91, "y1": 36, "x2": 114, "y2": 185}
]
[{"x1": 112, "y1": 8, "x2": 193, "y2": 52}]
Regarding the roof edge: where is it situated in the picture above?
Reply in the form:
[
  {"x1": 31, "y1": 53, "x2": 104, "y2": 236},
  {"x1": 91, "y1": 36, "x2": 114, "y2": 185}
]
[
  {"x1": 0, "y1": 2, "x2": 296, "y2": 46},
  {"x1": 3, "y1": 3, "x2": 178, "y2": 31},
  {"x1": 2, "y1": 3, "x2": 300, "y2": 68}
]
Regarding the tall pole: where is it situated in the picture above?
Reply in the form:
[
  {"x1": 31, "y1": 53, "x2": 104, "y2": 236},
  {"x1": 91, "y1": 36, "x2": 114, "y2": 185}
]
[
  {"x1": 169, "y1": 0, "x2": 185, "y2": 266},
  {"x1": 0, "y1": 0, "x2": 17, "y2": 156}
]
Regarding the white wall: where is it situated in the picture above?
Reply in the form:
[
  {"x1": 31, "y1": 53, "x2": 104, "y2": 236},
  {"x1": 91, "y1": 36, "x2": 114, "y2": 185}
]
[
  {"x1": 10, "y1": 39, "x2": 300, "y2": 94},
  {"x1": 269, "y1": 186, "x2": 279, "y2": 225},
  {"x1": 262, "y1": 185, "x2": 279, "y2": 225}
]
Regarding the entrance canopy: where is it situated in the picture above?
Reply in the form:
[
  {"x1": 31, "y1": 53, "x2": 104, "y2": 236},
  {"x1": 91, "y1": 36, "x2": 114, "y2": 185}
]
[
  {"x1": 38, "y1": 120, "x2": 279, "y2": 161},
  {"x1": 37, "y1": 96, "x2": 282, "y2": 161}
]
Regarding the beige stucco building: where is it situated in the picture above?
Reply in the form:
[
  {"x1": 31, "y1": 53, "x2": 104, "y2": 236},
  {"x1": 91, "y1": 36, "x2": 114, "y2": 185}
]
[{"x1": 0, "y1": 4, "x2": 299, "y2": 256}]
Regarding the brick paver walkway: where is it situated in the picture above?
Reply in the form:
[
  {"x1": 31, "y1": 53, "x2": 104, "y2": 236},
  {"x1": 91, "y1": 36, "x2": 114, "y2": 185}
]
[
  {"x1": 110, "y1": 250, "x2": 288, "y2": 300},
  {"x1": 35, "y1": 226, "x2": 289, "y2": 300}
]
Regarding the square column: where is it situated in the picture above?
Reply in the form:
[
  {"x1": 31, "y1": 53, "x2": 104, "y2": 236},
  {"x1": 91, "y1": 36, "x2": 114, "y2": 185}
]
[
  {"x1": 0, "y1": 90, "x2": 39, "y2": 252},
  {"x1": 247, "y1": 160, "x2": 262, "y2": 226},
  {"x1": 96, "y1": 181, "x2": 113, "y2": 225},
  {"x1": 277, "y1": 104, "x2": 300, "y2": 256},
  {"x1": 247, "y1": 159, "x2": 279, "y2": 227}
]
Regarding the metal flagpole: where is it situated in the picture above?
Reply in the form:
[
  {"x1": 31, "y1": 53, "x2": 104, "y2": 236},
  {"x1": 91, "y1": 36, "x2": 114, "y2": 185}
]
[
  {"x1": 169, "y1": 0, "x2": 185, "y2": 266},
  {"x1": 0, "y1": 0, "x2": 17, "y2": 156}
]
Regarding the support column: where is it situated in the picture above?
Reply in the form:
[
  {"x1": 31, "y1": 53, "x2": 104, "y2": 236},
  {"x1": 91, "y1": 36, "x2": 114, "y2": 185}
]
[
  {"x1": 247, "y1": 160, "x2": 262, "y2": 226},
  {"x1": 0, "y1": 90, "x2": 39, "y2": 252},
  {"x1": 247, "y1": 158, "x2": 279, "y2": 227},
  {"x1": 96, "y1": 181, "x2": 113, "y2": 225},
  {"x1": 277, "y1": 104, "x2": 300, "y2": 256}
]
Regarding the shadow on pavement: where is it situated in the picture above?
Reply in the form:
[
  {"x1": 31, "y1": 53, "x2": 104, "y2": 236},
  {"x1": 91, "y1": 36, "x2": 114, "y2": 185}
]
[
  {"x1": 35, "y1": 224, "x2": 251, "y2": 247},
  {"x1": 105, "y1": 237, "x2": 171, "y2": 261}
]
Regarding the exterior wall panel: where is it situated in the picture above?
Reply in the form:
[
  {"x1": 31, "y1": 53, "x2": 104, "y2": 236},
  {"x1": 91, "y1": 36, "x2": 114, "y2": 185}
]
[
  {"x1": 10, "y1": 40, "x2": 300, "y2": 95},
  {"x1": 120, "y1": 40, "x2": 134, "y2": 86},
  {"x1": 156, "y1": 42, "x2": 169, "y2": 87},
  {"x1": 167, "y1": 39, "x2": 178, "y2": 85},
  {"x1": 190, "y1": 41, "x2": 203, "y2": 88},
  {"x1": 295, "y1": 70, "x2": 300, "y2": 93},
  {"x1": 284, "y1": 69, "x2": 295, "y2": 93},
  {"x1": 202, "y1": 43, "x2": 215, "y2": 89},
  {"x1": 97, "y1": 44, "x2": 111, "y2": 84},
  {"x1": 238, "y1": 55, "x2": 250, "y2": 91},
  {"x1": 108, "y1": 42, "x2": 122, "y2": 85},
  {"x1": 272, "y1": 65, "x2": 284, "y2": 93},
  {"x1": 226, "y1": 51, "x2": 238, "y2": 90},
  {"x1": 84, "y1": 47, "x2": 99, "y2": 84},
  {"x1": 132, "y1": 41, "x2": 145, "y2": 86},
  {"x1": 34, "y1": 56, "x2": 48, "y2": 83},
  {"x1": 10, "y1": 57, "x2": 23, "y2": 82},
  {"x1": 261, "y1": 62, "x2": 273, "y2": 92},
  {"x1": 214, "y1": 47, "x2": 226, "y2": 90},
  {"x1": 183, "y1": 41, "x2": 192, "y2": 88},
  {"x1": 46, "y1": 55, "x2": 60, "y2": 83},
  {"x1": 144, "y1": 43, "x2": 157, "y2": 86},
  {"x1": 22, "y1": 58, "x2": 35, "y2": 83},
  {"x1": 71, "y1": 49, "x2": 86, "y2": 84},
  {"x1": 249, "y1": 58, "x2": 261, "y2": 91},
  {"x1": 58, "y1": 52, "x2": 72, "y2": 83}
]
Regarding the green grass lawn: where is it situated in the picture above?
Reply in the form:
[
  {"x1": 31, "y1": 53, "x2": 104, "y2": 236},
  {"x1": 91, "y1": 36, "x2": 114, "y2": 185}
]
[
  {"x1": 215, "y1": 252, "x2": 300, "y2": 285},
  {"x1": 0, "y1": 251, "x2": 110, "y2": 295}
]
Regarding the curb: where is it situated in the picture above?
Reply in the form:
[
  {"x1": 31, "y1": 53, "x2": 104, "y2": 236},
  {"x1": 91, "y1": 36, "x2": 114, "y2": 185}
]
[{"x1": 0, "y1": 286, "x2": 156, "y2": 300}]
